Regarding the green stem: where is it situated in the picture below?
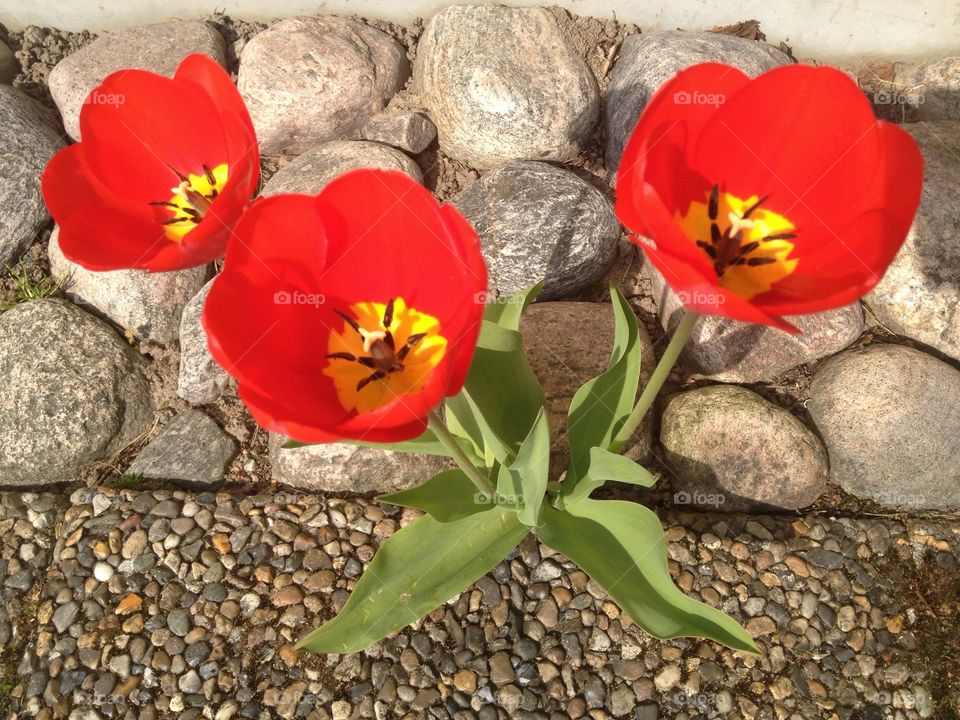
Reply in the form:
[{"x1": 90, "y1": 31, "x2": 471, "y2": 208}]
[
  {"x1": 428, "y1": 411, "x2": 496, "y2": 496},
  {"x1": 613, "y1": 311, "x2": 699, "y2": 449}
]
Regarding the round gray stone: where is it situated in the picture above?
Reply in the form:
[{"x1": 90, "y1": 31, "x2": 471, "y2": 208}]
[
  {"x1": 47, "y1": 20, "x2": 227, "y2": 140},
  {"x1": 414, "y1": 5, "x2": 599, "y2": 168},
  {"x1": 450, "y1": 161, "x2": 620, "y2": 299},
  {"x1": 0, "y1": 300, "x2": 154, "y2": 487},
  {"x1": 0, "y1": 86, "x2": 64, "y2": 268},
  {"x1": 661, "y1": 384, "x2": 828, "y2": 511},
  {"x1": 238, "y1": 17, "x2": 409, "y2": 155},
  {"x1": 261, "y1": 140, "x2": 422, "y2": 197},
  {"x1": 178, "y1": 278, "x2": 231, "y2": 405},
  {"x1": 867, "y1": 122, "x2": 960, "y2": 361},
  {"x1": 605, "y1": 31, "x2": 790, "y2": 179},
  {"x1": 645, "y1": 262, "x2": 864, "y2": 382},
  {"x1": 892, "y1": 58, "x2": 960, "y2": 121},
  {"x1": 49, "y1": 228, "x2": 211, "y2": 343},
  {"x1": 808, "y1": 343, "x2": 960, "y2": 509}
]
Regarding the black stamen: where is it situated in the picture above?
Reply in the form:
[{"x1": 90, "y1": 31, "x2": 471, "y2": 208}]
[
  {"x1": 710, "y1": 223, "x2": 722, "y2": 244},
  {"x1": 334, "y1": 310, "x2": 361, "y2": 334},
  {"x1": 326, "y1": 352, "x2": 356, "y2": 361},
  {"x1": 763, "y1": 232, "x2": 797, "y2": 241},
  {"x1": 396, "y1": 345, "x2": 411, "y2": 362},
  {"x1": 357, "y1": 357, "x2": 378, "y2": 368},
  {"x1": 383, "y1": 298, "x2": 395, "y2": 328},
  {"x1": 708, "y1": 184, "x2": 719, "y2": 220},
  {"x1": 167, "y1": 165, "x2": 187, "y2": 182},
  {"x1": 746, "y1": 257, "x2": 777, "y2": 266},
  {"x1": 697, "y1": 241, "x2": 717, "y2": 259},
  {"x1": 406, "y1": 333, "x2": 426, "y2": 346},
  {"x1": 737, "y1": 241, "x2": 760, "y2": 256},
  {"x1": 148, "y1": 201, "x2": 178, "y2": 208},
  {"x1": 713, "y1": 262, "x2": 724, "y2": 276},
  {"x1": 203, "y1": 164, "x2": 216, "y2": 185},
  {"x1": 384, "y1": 331, "x2": 395, "y2": 351},
  {"x1": 742, "y1": 195, "x2": 769, "y2": 219},
  {"x1": 357, "y1": 370, "x2": 387, "y2": 391},
  {"x1": 161, "y1": 217, "x2": 188, "y2": 225}
]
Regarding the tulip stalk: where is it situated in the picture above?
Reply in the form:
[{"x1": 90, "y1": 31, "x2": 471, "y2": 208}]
[
  {"x1": 428, "y1": 411, "x2": 496, "y2": 496},
  {"x1": 613, "y1": 311, "x2": 699, "y2": 449}
]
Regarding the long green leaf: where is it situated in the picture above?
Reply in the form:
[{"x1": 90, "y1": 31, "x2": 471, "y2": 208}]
[
  {"x1": 496, "y1": 409, "x2": 550, "y2": 526},
  {"x1": 563, "y1": 447, "x2": 656, "y2": 506},
  {"x1": 297, "y1": 508, "x2": 528, "y2": 653},
  {"x1": 564, "y1": 285, "x2": 642, "y2": 488},
  {"x1": 538, "y1": 499, "x2": 759, "y2": 653},
  {"x1": 379, "y1": 469, "x2": 490, "y2": 523},
  {"x1": 446, "y1": 285, "x2": 546, "y2": 467},
  {"x1": 282, "y1": 428, "x2": 449, "y2": 456}
]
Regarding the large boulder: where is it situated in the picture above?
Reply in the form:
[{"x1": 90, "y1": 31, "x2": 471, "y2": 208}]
[
  {"x1": 261, "y1": 140, "x2": 422, "y2": 197},
  {"x1": 808, "y1": 343, "x2": 960, "y2": 510},
  {"x1": 177, "y1": 279, "x2": 231, "y2": 406},
  {"x1": 661, "y1": 385, "x2": 828, "y2": 511},
  {"x1": 49, "y1": 228, "x2": 211, "y2": 343},
  {"x1": 646, "y1": 262, "x2": 864, "y2": 382},
  {"x1": 450, "y1": 162, "x2": 620, "y2": 300},
  {"x1": 238, "y1": 17, "x2": 409, "y2": 155},
  {"x1": 47, "y1": 20, "x2": 227, "y2": 140},
  {"x1": 867, "y1": 122, "x2": 960, "y2": 361},
  {"x1": 0, "y1": 300, "x2": 154, "y2": 487},
  {"x1": 0, "y1": 86, "x2": 64, "y2": 268},
  {"x1": 414, "y1": 5, "x2": 599, "y2": 168},
  {"x1": 605, "y1": 31, "x2": 790, "y2": 179}
]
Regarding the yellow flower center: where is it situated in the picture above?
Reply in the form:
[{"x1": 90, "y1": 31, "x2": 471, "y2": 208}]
[
  {"x1": 677, "y1": 185, "x2": 798, "y2": 300},
  {"x1": 150, "y1": 163, "x2": 229, "y2": 243},
  {"x1": 323, "y1": 297, "x2": 448, "y2": 414}
]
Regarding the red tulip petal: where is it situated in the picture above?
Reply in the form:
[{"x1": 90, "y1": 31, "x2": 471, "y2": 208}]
[
  {"x1": 693, "y1": 65, "x2": 882, "y2": 237},
  {"x1": 641, "y1": 242, "x2": 799, "y2": 333},
  {"x1": 78, "y1": 69, "x2": 231, "y2": 202}
]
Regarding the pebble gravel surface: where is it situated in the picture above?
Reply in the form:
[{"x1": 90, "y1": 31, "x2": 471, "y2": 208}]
[{"x1": 2, "y1": 488, "x2": 955, "y2": 719}]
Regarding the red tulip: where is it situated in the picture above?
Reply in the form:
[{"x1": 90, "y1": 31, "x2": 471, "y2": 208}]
[
  {"x1": 616, "y1": 63, "x2": 923, "y2": 332},
  {"x1": 202, "y1": 169, "x2": 488, "y2": 443},
  {"x1": 42, "y1": 53, "x2": 259, "y2": 272}
]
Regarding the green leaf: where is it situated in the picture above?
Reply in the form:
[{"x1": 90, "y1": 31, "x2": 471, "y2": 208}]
[
  {"x1": 563, "y1": 447, "x2": 656, "y2": 506},
  {"x1": 564, "y1": 285, "x2": 642, "y2": 489},
  {"x1": 445, "y1": 285, "x2": 546, "y2": 467},
  {"x1": 379, "y1": 469, "x2": 491, "y2": 523},
  {"x1": 484, "y1": 282, "x2": 542, "y2": 330},
  {"x1": 496, "y1": 409, "x2": 550, "y2": 526},
  {"x1": 297, "y1": 507, "x2": 528, "y2": 653},
  {"x1": 538, "y1": 499, "x2": 759, "y2": 653}
]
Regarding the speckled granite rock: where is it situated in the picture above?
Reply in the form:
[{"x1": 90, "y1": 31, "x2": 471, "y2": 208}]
[
  {"x1": 47, "y1": 20, "x2": 227, "y2": 140},
  {"x1": 867, "y1": 122, "x2": 960, "y2": 361},
  {"x1": 605, "y1": 31, "x2": 790, "y2": 179},
  {"x1": 451, "y1": 162, "x2": 619, "y2": 299},
  {"x1": 49, "y1": 228, "x2": 211, "y2": 343},
  {"x1": 646, "y1": 261, "x2": 864, "y2": 382},
  {"x1": 360, "y1": 111, "x2": 437, "y2": 154},
  {"x1": 809, "y1": 343, "x2": 960, "y2": 509},
  {"x1": 414, "y1": 5, "x2": 599, "y2": 168},
  {"x1": 238, "y1": 17, "x2": 409, "y2": 155},
  {"x1": 661, "y1": 385, "x2": 828, "y2": 511},
  {"x1": 520, "y1": 302, "x2": 656, "y2": 477},
  {"x1": 0, "y1": 86, "x2": 64, "y2": 268},
  {"x1": 261, "y1": 140, "x2": 422, "y2": 196},
  {"x1": 268, "y1": 434, "x2": 451, "y2": 494},
  {"x1": 0, "y1": 300, "x2": 153, "y2": 487},
  {"x1": 126, "y1": 410, "x2": 236, "y2": 487},
  {"x1": 178, "y1": 278, "x2": 231, "y2": 405}
]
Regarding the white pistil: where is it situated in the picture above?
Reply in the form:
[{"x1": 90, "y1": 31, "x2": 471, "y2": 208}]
[
  {"x1": 359, "y1": 328, "x2": 387, "y2": 353},
  {"x1": 727, "y1": 211, "x2": 755, "y2": 237}
]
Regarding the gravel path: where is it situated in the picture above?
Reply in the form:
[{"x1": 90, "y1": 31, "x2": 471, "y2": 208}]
[{"x1": 3, "y1": 489, "x2": 956, "y2": 718}]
